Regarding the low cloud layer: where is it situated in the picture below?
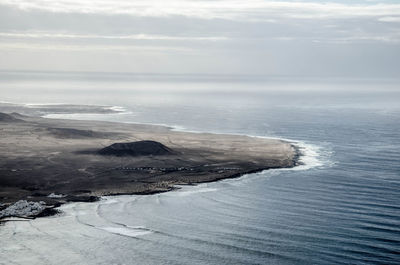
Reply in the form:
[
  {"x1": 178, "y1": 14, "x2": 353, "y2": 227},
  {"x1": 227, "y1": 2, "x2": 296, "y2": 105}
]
[
  {"x1": 2, "y1": 0, "x2": 400, "y2": 20},
  {"x1": 0, "y1": 0, "x2": 399, "y2": 77}
]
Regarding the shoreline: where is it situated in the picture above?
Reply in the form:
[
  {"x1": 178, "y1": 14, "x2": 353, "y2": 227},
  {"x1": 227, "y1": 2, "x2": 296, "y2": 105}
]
[
  {"x1": 0, "y1": 140, "x2": 302, "y2": 224},
  {"x1": 0, "y1": 104, "x2": 302, "y2": 222},
  {"x1": 39, "y1": 105, "x2": 319, "y2": 171}
]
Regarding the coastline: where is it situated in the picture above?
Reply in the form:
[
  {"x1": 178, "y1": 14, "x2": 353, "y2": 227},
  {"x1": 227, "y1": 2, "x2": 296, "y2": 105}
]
[
  {"x1": 0, "y1": 105, "x2": 301, "y2": 222},
  {"x1": 0, "y1": 146, "x2": 302, "y2": 224}
]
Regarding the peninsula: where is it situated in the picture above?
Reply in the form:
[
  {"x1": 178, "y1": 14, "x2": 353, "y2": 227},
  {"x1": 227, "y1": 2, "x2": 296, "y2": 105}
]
[{"x1": 0, "y1": 111, "x2": 298, "y2": 220}]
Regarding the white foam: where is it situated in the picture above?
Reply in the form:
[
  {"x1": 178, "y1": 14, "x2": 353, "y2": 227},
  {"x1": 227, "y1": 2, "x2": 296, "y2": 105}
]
[
  {"x1": 107, "y1": 106, "x2": 127, "y2": 113},
  {"x1": 173, "y1": 187, "x2": 218, "y2": 197},
  {"x1": 291, "y1": 141, "x2": 324, "y2": 170},
  {"x1": 24, "y1": 103, "x2": 71, "y2": 107},
  {"x1": 248, "y1": 135, "x2": 329, "y2": 171},
  {"x1": 0, "y1": 100, "x2": 18, "y2": 104},
  {"x1": 3, "y1": 101, "x2": 132, "y2": 116},
  {"x1": 43, "y1": 111, "x2": 134, "y2": 120},
  {"x1": 100, "y1": 226, "x2": 152, "y2": 237}
]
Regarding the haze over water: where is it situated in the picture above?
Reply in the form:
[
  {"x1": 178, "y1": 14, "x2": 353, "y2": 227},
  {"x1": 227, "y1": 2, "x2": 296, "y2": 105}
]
[{"x1": 0, "y1": 72, "x2": 399, "y2": 264}]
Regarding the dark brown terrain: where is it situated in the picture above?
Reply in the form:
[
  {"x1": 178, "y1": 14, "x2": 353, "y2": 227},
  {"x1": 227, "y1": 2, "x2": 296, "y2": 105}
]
[{"x1": 0, "y1": 112, "x2": 298, "y2": 218}]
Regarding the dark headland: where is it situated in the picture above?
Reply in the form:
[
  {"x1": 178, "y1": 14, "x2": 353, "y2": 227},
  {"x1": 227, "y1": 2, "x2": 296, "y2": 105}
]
[{"x1": 0, "y1": 112, "x2": 298, "y2": 220}]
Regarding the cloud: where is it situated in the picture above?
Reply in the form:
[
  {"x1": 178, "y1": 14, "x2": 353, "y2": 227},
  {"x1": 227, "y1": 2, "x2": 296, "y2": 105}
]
[
  {"x1": 1, "y1": 1, "x2": 399, "y2": 45},
  {"x1": 0, "y1": 41, "x2": 194, "y2": 52},
  {"x1": 0, "y1": 32, "x2": 228, "y2": 41},
  {"x1": 378, "y1": 16, "x2": 400, "y2": 22},
  {"x1": 0, "y1": 1, "x2": 399, "y2": 76},
  {"x1": 1, "y1": 0, "x2": 400, "y2": 21}
]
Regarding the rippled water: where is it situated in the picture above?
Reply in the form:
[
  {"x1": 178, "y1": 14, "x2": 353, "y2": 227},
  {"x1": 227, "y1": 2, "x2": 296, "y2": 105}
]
[{"x1": 0, "y1": 72, "x2": 399, "y2": 264}]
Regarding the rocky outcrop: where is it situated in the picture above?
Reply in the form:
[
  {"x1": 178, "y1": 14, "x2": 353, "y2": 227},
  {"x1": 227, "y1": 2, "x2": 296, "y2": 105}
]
[{"x1": 0, "y1": 200, "x2": 46, "y2": 219}]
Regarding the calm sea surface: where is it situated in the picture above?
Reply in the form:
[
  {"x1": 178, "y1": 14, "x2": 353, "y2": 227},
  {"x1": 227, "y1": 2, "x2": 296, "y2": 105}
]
[{"x1": 0, "y1": 72, "x2": 399, "y2": 265}]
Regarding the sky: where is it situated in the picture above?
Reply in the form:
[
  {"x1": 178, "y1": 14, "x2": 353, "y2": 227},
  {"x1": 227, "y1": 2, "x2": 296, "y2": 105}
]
[{"x1": 0, "y1": 0, "x2": 399, "y2": 77}]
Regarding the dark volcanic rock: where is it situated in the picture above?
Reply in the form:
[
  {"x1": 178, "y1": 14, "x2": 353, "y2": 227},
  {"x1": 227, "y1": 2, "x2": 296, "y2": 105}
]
[{"x1": 98, "y1": 140, "x2": 175, "y2": 157}]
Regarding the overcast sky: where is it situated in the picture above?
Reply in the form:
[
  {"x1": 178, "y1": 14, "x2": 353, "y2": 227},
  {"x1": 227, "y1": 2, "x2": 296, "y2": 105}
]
[{"x1": 0, "y1": 0, "x2": 399, "y2": 77}]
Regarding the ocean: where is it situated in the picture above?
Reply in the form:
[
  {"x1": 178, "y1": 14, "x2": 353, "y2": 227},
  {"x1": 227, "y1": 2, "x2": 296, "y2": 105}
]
[{"x1": 0, "y1": 71, "x2": 399, "y2": 265}]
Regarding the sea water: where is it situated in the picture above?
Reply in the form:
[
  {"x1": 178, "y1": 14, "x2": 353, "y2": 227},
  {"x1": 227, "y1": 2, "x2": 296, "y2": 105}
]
[{"x1": 0, "y1": 71, "x2": 399, "y2": 265}]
